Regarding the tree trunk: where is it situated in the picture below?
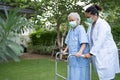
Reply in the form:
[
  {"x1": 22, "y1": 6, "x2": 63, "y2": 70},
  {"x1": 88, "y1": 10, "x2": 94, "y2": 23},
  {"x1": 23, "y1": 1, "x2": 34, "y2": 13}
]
[
  {"x1": 56, "y1": 24, "x2": 62, "y2": 52},
  {"x1": 56, "y1": 24, "x2": 68, "y2": 52}
]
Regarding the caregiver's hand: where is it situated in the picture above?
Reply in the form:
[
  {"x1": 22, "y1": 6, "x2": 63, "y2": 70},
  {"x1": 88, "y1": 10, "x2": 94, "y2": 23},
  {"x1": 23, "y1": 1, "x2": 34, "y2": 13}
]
[{"x1": 84, "y1": 53, "x2": 91, "y2": 58}]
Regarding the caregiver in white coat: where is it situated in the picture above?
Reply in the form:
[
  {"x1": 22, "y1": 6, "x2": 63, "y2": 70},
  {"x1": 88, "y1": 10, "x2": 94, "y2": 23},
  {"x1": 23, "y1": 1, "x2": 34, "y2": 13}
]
[{"x1": 84, "y1": 5, "x2": 120, "y2": 80}]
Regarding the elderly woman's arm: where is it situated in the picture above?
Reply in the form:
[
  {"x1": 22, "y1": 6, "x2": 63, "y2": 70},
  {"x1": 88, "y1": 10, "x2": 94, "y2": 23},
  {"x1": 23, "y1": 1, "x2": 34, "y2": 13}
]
[
  {"x1": 63, "y1": 46, "x2": 68, "y2": 53},
  {"x1": 75, "y1": 43, "x2": 86, "y2": 57}
]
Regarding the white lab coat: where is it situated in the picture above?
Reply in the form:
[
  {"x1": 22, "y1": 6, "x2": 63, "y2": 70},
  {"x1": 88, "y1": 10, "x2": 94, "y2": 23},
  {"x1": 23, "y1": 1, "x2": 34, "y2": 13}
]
[{"x1": 87, "y1": 17, "x2": 120, "y2": 80}]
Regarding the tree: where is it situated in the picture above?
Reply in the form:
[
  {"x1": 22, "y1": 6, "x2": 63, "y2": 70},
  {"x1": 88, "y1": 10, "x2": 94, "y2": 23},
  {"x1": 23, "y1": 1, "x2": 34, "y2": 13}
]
[
  {"x1": 34, "y1": 0, "x2": 86, "y2": 51},
  {"x1": 2, "y1": 0, "x2": 120, "y2": 50},
  {"x1": 29, "y1": 0, "x2": 120, "y2": 50}
]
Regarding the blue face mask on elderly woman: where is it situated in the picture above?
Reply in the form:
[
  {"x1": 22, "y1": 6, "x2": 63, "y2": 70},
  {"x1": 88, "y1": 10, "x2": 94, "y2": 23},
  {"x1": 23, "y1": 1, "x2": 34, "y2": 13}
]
[{"x1": 69, "y1": 21, "x2": 77, "y2": 28}]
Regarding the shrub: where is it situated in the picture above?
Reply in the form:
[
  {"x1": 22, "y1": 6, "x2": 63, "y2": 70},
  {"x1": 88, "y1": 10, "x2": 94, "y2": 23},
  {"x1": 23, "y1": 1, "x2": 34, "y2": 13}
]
[
  {"x1": 28, "y1": 29, "x2": 57, "y2": 55},
  {"x1": 111, "y1": 25, "x2": 120, "y2": 48},
  {"x1": 29, "y1": 29, "x2": 56, "y2": 46}
]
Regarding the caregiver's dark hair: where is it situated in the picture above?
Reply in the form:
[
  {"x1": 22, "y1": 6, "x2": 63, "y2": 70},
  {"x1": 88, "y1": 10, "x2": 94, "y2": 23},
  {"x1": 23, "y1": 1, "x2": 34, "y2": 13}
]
[{"x1": 85, "y1": 4, "x2": 102, "y2": 16}]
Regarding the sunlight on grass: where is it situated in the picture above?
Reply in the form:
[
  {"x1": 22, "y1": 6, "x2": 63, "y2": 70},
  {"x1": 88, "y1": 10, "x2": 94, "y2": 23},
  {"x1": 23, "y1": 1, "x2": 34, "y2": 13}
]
[{"x1": 0, "y1": 58, "x2": 120, "y2": 80}]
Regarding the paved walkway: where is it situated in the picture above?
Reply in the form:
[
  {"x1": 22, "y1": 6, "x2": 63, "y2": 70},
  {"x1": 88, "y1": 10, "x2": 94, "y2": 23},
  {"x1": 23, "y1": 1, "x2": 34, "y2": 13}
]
[{"x1": 20, "y1": 53, "x2": 51, "y2": 59}]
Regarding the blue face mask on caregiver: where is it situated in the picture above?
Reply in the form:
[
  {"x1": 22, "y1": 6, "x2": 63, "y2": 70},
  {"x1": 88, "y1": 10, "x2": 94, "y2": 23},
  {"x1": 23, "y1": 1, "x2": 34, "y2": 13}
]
[
  {"x1": 87, "y1": 18, "x2": 93, "y2": 24},
  {"x1": 69, "y1": 21, "x2": 77, "y2": 28}
]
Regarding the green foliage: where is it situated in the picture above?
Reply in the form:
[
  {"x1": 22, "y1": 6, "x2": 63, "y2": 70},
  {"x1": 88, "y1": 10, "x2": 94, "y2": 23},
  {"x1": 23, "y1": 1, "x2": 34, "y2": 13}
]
[
  {"x1": 2, "y1": 0, "x2": 120, "y2": 49},
  {"x1": 28, "y1": 45, "x2": 54, "y2": 55},
  {"x1": 0, "y1": 7, "x2": 31, "y2": 62},
  {"x1": 28, "y1": 29, "x2": 57, "y2": 54},
  {"x1": 29, "y1": 29, "x2": 57, "y2": 46},
  {"x1": 111, "y1": 25, "x2": 120, "y2": 48},
  {"x1": 0, "y1": 0, "x2": 33, "y2": 9},
  {"x1": 38, "y1": 0, "x2": 85, "y2": 25}
]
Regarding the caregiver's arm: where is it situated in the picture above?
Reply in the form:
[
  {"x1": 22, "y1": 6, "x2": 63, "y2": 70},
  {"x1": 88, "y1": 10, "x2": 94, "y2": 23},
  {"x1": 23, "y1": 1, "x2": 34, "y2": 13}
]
[{"x1": 90, "y1": 23, "x2": 108, "y2": 56}]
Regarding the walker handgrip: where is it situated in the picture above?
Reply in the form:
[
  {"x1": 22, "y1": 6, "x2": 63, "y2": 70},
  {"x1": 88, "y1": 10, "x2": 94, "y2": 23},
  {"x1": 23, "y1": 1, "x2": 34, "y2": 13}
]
[
  {"x1": 56, "y1": 52, "x2": 62, "y2": 55},
  {"x1": 56, "y1": 52, "x2": 68, "y2": 60},
  {"x1": 56, "y1": 52, "x2": 62, "y2": 59},
  {"x1": 67, "y1": 54, "x2": 85, "y2": 60},
  {"x1": 81, "y1": 55, "x2": 85, "y2": 57},
  {"x1": 67, "y1": 54, "x2": 75, "y2": 60}
]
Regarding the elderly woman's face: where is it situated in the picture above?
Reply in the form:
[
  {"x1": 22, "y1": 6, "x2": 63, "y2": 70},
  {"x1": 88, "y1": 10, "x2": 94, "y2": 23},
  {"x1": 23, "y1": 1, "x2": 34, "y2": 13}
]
[{"x1": 68, "y1": 15, "x2": 79, "y2": 28}]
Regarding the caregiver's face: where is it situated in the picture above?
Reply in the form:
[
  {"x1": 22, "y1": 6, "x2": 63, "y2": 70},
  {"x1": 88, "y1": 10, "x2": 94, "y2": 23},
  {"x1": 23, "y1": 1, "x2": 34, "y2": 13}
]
[{"x1": 85, "y1": 12, "x2": 96, "y2": 23}]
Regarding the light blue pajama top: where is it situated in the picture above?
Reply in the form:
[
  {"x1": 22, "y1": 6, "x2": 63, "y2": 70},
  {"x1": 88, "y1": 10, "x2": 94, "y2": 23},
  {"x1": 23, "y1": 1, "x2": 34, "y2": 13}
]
[{"x1": 65, "y1": 25, "x2": 90, "y2": 67}]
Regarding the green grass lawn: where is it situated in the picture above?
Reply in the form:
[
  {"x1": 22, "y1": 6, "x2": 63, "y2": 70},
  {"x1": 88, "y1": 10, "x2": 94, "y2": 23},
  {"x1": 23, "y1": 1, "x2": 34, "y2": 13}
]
[{"x1": 0, "y1": 58, "x2": 120, "y2": 80}]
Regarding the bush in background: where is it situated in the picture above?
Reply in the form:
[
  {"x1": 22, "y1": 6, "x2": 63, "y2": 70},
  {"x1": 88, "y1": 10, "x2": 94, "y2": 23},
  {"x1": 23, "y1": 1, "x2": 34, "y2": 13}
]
[
  {"x1": 28, "y1": 29, "x2": 57, "y2": 55},
  {"x1": 111, "y1": 25, "x2": 120, "y2": 49},
  {"x1": 28, "y1": 25, "x2": 120, "y2": 56}
]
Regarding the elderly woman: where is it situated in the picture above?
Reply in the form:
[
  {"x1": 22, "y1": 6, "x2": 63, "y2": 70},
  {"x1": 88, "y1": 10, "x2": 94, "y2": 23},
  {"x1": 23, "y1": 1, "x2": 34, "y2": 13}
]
[{"x1": 63, "y1": 12, "x2": 90, "y2": 80}]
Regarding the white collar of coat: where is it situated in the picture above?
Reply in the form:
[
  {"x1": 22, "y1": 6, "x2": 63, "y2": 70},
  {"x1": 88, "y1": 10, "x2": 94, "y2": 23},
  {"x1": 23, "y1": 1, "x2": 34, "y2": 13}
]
[{"x1": 95, "y1": 17, "x2": 103, "y2": 24}]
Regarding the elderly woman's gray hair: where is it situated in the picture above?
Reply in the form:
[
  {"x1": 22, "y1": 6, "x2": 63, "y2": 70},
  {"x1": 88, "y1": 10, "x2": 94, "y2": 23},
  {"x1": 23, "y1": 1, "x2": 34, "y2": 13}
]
[{"x1": 68, "y1": 12, "x2": 81, "y2": 24}]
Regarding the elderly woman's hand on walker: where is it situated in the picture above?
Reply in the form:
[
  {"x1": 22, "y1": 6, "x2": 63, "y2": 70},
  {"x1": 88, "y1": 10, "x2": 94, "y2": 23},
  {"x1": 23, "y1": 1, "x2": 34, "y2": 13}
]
[{"x1": 75, "y1": 52, "x2": 82, "y2": 57}]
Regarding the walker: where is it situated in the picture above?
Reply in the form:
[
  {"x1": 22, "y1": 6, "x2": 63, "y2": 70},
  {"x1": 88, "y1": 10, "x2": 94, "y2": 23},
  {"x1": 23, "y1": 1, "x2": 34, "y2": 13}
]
[{"x1": 55, "y1": 52, "x2": 92, "y2": 80}]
